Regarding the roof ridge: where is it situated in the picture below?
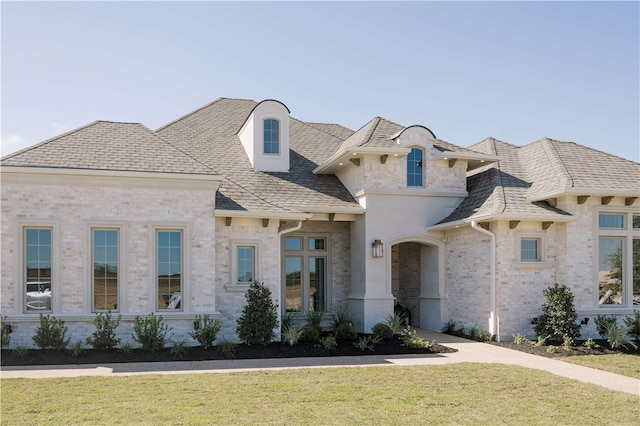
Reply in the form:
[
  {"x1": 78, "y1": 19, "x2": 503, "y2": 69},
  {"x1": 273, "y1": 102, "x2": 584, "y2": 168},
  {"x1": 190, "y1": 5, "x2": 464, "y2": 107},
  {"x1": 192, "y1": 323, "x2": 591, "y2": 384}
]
[
  {"x1": 540, "y1": 138, "x2": 574, "y2": 190},
  {"x1": 155, "y1": 97, "x2": 236, "y2": 132},
  {"x1": 360, "y1": 117, "x2": 382, "y2": 147},
  {"x1": 150, "y1": 129, "x2": 219, "y2": 175},
  {"x1": 543, "y1": 137, "x2": 639, "y2": 165},
  {"x1": 294, "y1": 119, "x2": 350, "y2": 142}
]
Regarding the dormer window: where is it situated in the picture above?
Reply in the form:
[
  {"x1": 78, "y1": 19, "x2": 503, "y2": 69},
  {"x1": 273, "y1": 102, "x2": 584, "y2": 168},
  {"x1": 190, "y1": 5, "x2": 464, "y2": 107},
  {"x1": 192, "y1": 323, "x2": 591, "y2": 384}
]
[
  {"x1": 263, "y1": 119, "x2": 280, "y2": 154},
  {"x1": 407, "y1": 147, "x2": 424, "y2": 187}
]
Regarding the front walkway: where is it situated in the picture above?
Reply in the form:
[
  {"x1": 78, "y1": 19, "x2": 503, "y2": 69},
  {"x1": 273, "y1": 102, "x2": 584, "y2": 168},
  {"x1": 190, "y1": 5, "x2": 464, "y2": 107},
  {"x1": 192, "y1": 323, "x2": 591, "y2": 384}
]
[{"x1": 1, "y1": 330, "x2": 638, "y2": 396}]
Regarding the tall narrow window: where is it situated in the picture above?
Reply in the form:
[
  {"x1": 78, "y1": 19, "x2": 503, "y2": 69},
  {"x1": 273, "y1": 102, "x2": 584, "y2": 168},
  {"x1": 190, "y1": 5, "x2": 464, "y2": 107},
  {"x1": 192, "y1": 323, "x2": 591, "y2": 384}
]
[
  {"x1": 598, "y1": 237, "x2": 623, "y2": 305},
  {"x1": 237, "y1": 246, "x2": 255, "y2": 283},
  {"x1": 407, "y1": 148, "x2": 423, "y2": 187},
  {"x1": 264, "y1": 119, "x2": 280, "y2": 154},
  {"x1": 93, "y1": 229, "x2": 119, "y2": 311},
  {"x1": 157, "y1": 230, "x2": 182, "y2": 310},
  {"x1": 25, "y1": 228, "x2": 52, "y2": 312},
  {"x1": 284, "y1": 235, "x2": 328, "y2": 313}
]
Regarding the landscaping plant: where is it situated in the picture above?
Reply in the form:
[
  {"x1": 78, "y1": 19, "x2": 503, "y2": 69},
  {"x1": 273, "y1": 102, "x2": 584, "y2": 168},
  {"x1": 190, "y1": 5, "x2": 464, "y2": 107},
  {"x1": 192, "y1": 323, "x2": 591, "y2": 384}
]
[
  {"x1": 532, "y1": 283, "x2": 581, "y2": 343},
  {"x1": 331, "y1": 307, "x2": 357, "y2": 340},
  {"x1": 217, "y1": 340, "x2": 237, "y2": 359},
  {"x1": 86, "y1": 310, "x2": 122, "y2": 350},
  {"x1": 32, "y1": 314, "x2": 70, "y2": 351},
  {"x1": 623, "y1": 311, "x2": 640, "y2": 341},
  {"x1": 384, "y1": 312, "x2": 405, "y2": 336},
  {"x1": 319, "y1": 335, "x2": 337, "y2": 350},
  {"x1": 372, "y1": 322, "x2": 394, "y2": 340},
  {"x1": 400, "y1": 326, "x2": 432, "y2": 349},
  {"x1": 594, "y1": 314, "x2": 618, "y2": 338},
  {"x1": 602, "y1": 322, "x2": 637, "y2": 350},
  {"x1": 301, "y1": 310, "x2": 323, "y2": 343},
  {"x1": 189, "y1": 314, "x2": 221, "y2": 349},
  {"x1": 132, "y1": 313, "x2": 172, "y2": 352},
  {"x1": 281, "y1": 324, "x2": 304, "y2": 346},
  {"x1": 236, "y1": 281, "x2": 279, "y2": 346},
  {"x1": 1, "y1": 316, "x2": 12, "y2": 349}
]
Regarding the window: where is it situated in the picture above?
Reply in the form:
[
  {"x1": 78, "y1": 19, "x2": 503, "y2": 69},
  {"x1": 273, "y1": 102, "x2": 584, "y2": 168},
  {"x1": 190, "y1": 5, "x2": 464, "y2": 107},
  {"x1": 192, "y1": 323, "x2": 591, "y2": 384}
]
[
  {"x1": 93, "y1": 229, "x2": 119, "y2": 311},
  {"x1": 25, "y1": 228, "x2": 52, "y2": 312},
  {"x1": 521, "y1": 238, "x2": 540, "y2": 261},
  {"x1": 237, "y1": 246, "x2": 255, "y2": 283},
  {"x1": 407, "y1": 148, "x2": 423, "y2": 187},
  {"x1": 284, "y1": 235, "x2": 328, "y2": 312},
  {"x1": 597, "y1": 212, "x2": 640, "y2": 306},
  {"x1": 263, "y1": 119, "x2": 280, "y2": 154},
  {"x1": 157, "y1": 230, "x2": 182, "y2": 310}
]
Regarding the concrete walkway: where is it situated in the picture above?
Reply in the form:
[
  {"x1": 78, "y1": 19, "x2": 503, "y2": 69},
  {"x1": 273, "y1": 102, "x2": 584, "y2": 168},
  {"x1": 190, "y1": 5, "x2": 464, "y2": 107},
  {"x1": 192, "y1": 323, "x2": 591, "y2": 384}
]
[{"x1": 2, "y1": 330, "x2": 638, "y2": 396}]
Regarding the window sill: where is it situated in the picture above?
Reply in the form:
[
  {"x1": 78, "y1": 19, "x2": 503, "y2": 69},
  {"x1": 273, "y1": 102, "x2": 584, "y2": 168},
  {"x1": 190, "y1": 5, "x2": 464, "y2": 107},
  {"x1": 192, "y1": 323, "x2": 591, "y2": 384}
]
[
  {"x1": 512, "y1": 261, "x2": 554, "y2": 269},
  {"x1": 225, "y1": 284, "x2": 251, "y2": 293}
]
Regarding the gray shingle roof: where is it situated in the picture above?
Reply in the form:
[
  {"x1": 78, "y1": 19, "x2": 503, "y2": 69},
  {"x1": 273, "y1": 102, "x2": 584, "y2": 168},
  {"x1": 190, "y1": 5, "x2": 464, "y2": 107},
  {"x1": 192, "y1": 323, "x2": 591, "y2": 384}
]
[{"x1": 1, "y1": 121, "x2": 216, "y2": 175}]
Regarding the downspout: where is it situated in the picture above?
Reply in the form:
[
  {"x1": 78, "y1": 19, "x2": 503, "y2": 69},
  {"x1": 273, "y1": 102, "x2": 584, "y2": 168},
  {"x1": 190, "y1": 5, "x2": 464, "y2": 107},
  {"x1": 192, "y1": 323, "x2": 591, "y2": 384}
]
[
  {"x1": 471, "y1": 221, "x2": 498, "y2": 339},
  {"x1": 278, "y1": 220, "x2": 303, "y2": 237}
]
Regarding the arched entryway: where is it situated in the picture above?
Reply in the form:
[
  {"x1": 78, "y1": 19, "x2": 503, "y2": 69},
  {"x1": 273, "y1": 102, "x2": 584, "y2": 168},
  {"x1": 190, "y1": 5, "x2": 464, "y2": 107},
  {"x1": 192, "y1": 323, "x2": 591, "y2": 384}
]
[{"x1": 389, "y1": 238, "x2": 445, "y2": 330}]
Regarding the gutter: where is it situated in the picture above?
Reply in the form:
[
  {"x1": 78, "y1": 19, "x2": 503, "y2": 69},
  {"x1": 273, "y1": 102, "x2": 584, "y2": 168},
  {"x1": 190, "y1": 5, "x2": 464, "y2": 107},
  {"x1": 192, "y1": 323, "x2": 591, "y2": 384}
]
[{"x1": 471, "y1": 221, "x2": 498, "y2": 339}]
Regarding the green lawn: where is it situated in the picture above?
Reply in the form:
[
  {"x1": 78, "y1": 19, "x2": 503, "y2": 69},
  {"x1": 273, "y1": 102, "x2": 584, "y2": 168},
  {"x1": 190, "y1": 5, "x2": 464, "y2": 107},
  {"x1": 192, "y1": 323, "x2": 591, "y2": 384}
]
[
  {"x1": 562, "y1": 353, "x2": 640, "y2": 379},
  {"x1": 2, "y1": 363, "x2": 638, "y2": 425}
]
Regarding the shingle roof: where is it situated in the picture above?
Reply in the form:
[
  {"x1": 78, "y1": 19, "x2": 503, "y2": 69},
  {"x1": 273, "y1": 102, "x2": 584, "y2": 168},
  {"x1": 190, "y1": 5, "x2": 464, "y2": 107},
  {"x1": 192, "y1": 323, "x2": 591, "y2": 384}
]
[
  {"x1": 436, "y1": 136, "x2": 639, "y2": 226},
  {"x1": 1, "y1": 121, "x2": 216, "y2": 175},
  {"x1": 155, "y1": 98, "x2": 362, "y2": 214}
]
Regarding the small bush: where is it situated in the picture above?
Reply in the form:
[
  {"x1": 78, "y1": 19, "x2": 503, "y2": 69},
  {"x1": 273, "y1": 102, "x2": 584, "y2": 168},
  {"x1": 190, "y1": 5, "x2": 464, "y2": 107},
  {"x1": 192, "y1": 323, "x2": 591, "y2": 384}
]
[
  {"x1": 119, "y1": 340, "x2": 134, "y2": 356},
  {"x1": 1, "y1": 316, "x2": 12, "y2": 349},
  {"x1": 623, "y1": 311, "x2": 640, "y2": 340},
  {"x1": 32, "y1": 314, "x2": 70, "y2": 351},
  {"x1": 384, "y1": 312, "x2": 405, "y2": 336},
  {"x1": 400, "y1": 326, "x2": 432, "y2": 349},
  {"x1": 12, "y1": 345, "x2": 28, "y2": 360},
  {"x1": 132, "y1": 313, "x2": 172, "y2": 352},
  {"x1": 331, "y1": 308, "x2": 357, "y2": 340},
  {"x1": 442, "y1": 319, "x2": 458, "y2": 334},
  {"x1": 70, "y1": 341, "x2": 84, "y2": 358},
  {"x1": 282, "y1": 324, "x2": 304, "y2": 346},
  {"x1": 371, "y1": 322, "x2": 394, "y2": 340},
  {"x1": 86, "y1": 310, "x2": 122, "y2": 351},
  {"x1": 594, "y1": 314, "x2": 618, "y2": 338},
  {"x1": 583, "y1": 338, "x2": 600, "y2": 350},
  {"x1": 532, "y1": 283, "x2": 581, "y2": 342},
  {"x1": 546, "y1": 345, "x2": 557, "y2": 354},
  {"x1": 236, "y1": 281, "x2": 279, "y2": 346},
  {"x1": 602, "y1": 322, "x2": 638, "y2": 350},
  {"x1": 301, "y1": 311, "x2": 323, "y2": 343},
  {"x1": 478, "y1": 330, "x2": 493, "y2": 342},
  {"x1": 534, "y1": 335, "x2": 549, "y2": 347},
  {"x1": 189, "y1": 314, "x2": 220, "y2": 349},
  {"x1": 170, "y1": 340, "x2": 187, "y2": 359},
  {"x1": 217, "y1": 340, "x2": 237, "y2": 359},
  {"x1": 562, "y1": 336, "x2": 574, "y2": 351},
  {"x1": 319, "y1": 335, "x2": 337, "y2": 350},
  {"x1": 512, "y1": 333, "x2": 532, "y2": 345},
  {"x1": 353, "y1": 336, "x2": 378, "y2": 351}
]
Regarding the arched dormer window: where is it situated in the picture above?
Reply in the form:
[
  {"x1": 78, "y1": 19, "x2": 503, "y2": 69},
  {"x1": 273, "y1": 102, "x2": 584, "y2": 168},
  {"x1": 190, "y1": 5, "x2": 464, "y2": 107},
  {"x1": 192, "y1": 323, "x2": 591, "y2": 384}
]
[
  {"x1": 407, "y1": 147, "x2": 424, "y2": 187},
  {"x1": 263, "y1": 119, "x2": 280, "y2": 154}
]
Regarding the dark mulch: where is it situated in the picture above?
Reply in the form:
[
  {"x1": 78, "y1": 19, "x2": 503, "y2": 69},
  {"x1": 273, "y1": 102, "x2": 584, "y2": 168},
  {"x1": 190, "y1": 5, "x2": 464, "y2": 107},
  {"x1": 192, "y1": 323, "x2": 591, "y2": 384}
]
[
  {"x1": 1, "y1": 336, "x2": 456, "y2": 367},
  {"x1": 487, "y1": 339, "x2": 640, "y2": 358}
]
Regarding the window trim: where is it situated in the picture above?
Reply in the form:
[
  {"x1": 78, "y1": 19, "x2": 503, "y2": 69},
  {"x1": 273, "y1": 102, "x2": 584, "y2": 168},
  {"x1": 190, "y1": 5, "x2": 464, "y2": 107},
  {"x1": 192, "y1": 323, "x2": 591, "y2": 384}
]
[
  {"x1": 263, "y1": 118, "x2": 280, "y2": 155},
  {"x1": 407, "y1": 146, "x2": 424, "y2": 188},
  {"x1": 512, "y1": 231, "x2": 552, "y2": 269},
  {"x1": 86, "y1": 223, "x2": 126, "y2": 313},
  {"x1": 595, "y1": 209, "x2": 640, "y2": 308},
  {"x1": 19, "y1": 221, "x2": 59, "y2": 314},
  {"x1": 228, "y1": 240, "x2": 261, "y2": 291},
  {"x1": 151, "y1": 224, "x2": 189, "y2": 312}
]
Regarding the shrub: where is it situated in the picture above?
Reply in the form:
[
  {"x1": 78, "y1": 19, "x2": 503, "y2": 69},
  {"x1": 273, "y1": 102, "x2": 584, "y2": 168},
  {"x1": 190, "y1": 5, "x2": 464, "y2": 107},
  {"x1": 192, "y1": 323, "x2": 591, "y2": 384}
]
[
  {"x1": 594, "y1": 314, "x2": 618, "y2": 338},
  {"x1": 189, "y1": 314, "x2": 220, "y2": 349},
  {"x1": 478, "y1": 330, "x2": 493, "y2": 342},
  {"x1": 623, "y1": 311, "x2": 640, "y2": 340},
  {"x1": 331, "y1": 307, "x2": 358, "y2": 340},
  {"x1": 86, "y1": 310, "x2": 122, "y2": 351},
  {"x1": 534, "y1": 335, "x2": 549, "y2": 347},
  {"x1": 546, "y1": 345, "x2": 557, "y2": 354},
  {"x1": 12, "y1": 345, "x2": 28, "y2": 360},
  {"x1": 70, "y1": 341, "x2": 84, "y2": 358},
  {"x1": 217, "y1": 340, "x2": 237, "y2": 359},
  {"x1": 132, "y1": 313, "x2": 172, "y2": 352},
  {"x1": 442, "y1": 319, "x2": 458, "y2": 334},
  {"x1": 319, "y1": 335, "x2": 337, "y2": 350},
  {"x1": 602, "y1": 322, "x2": 638, "y2": 350},
  {"x1": 353, "y1": 336, "x2": 378, "y2": 351},
  {"x1": 562, "y1": 336, "x2": 574, "y2": 351},
  {"x1": 384, "y1": 312, "x2": 405, "y2": 336},
  {"x1": 532, "y1": 283, "x2": 581, "y2": 343},
  {"x1": 32, "y1": 314, "x2": 70, "y2": 351},
  {"x1": 512, "y1": 333, "x2": 532, "y2": 345},
  {"x1": 119, "y1": 340, "x2": 134, "y2": 356},
  {"x1": 583, "y1": 338, "x2": 600, "y2": 350},
  {"x1": 1, "y1": 316, "x2": 12, "y2": 349},
  {"x1": 236, "y1": 281, "x2": 279, "y2": 346},
  {"x1": 301, "y1": 311, "x2": 323, "y2": 343},
  {"x1": 282, "y1": 324, "x2": 304, "y2": 346},
  {"x1": 371, "y1": 322, "x2": 394, "y2": 340},
  {"x1": 400, "y1": 326, "x2": 432, "y2": 349},
  {"x1": 170, "y1": 340, "x2": 187, "y2": 359}
]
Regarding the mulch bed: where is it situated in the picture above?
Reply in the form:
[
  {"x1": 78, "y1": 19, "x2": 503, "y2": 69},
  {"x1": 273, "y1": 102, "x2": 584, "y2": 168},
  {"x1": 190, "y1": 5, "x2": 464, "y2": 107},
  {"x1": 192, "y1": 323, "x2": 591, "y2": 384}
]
[
  {"x1": 1, "y1": 337, "x2": 456, "y2": 367},
  {"x1": 487, "y1": 339, "x2": 640, "y2": 358}
]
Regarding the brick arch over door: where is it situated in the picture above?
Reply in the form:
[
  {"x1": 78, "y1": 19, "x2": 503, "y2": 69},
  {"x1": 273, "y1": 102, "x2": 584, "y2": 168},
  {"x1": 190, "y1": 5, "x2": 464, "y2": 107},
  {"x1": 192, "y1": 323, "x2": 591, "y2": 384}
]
[{"x1": 388, "y1": 236, "x2": 446, "y2": 331}]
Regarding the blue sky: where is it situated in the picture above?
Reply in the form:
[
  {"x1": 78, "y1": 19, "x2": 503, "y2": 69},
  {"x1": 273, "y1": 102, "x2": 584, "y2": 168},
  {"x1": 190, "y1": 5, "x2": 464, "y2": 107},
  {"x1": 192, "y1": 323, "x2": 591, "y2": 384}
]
[{"x1": 2, "y1": 1, "x2": 639, "y2": 161}]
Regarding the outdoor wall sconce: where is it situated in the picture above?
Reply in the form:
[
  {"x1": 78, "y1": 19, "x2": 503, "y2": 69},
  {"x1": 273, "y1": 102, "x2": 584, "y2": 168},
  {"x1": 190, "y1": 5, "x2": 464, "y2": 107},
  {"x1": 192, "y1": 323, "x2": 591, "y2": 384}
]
[{"x1": 372, "y1": 239, "x2": 384, "y2": 258}]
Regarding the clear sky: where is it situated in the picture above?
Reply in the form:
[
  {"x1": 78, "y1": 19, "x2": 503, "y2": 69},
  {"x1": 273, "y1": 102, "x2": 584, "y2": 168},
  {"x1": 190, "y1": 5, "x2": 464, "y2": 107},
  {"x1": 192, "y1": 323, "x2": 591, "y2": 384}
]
[{"x1": 2, "y1": 1, "x2": 639, "y2": 161}]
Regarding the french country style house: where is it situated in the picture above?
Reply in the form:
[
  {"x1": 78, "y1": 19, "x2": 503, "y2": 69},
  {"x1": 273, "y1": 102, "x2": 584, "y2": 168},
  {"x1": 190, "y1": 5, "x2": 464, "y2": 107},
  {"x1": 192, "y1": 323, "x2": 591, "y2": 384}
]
[{"x1": 2, "y1": 98, "x2": 638, "y2": 346}]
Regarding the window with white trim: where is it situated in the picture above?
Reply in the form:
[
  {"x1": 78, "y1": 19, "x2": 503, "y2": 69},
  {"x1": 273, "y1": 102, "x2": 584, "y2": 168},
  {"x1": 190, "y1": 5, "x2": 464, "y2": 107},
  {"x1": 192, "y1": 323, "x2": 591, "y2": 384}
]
[
  {"x1": 283, "y1": 235, "x2": 328, "y2": 313},
  {"x1": 24, "y1": 227, "x2": 53, "y2": 312},
  {"x1": 263, "y1": 118, "x2": 280, "y2": 154},
  {"x1": 597, "y1": 211, "x2": 640, "y2": 306},
  {"x1": 157, "y1": 230, "x2": 182, "y2": 310},
  {"x1": 92, "y1": 229, "x2": 119, "y2": 311}
]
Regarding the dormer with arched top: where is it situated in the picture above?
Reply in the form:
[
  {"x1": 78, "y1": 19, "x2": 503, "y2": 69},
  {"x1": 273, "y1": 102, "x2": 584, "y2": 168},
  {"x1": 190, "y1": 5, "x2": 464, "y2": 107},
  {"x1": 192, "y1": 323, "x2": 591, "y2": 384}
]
[{"x1": 238, "y1": 99, "x2": 290, "y2": 172}]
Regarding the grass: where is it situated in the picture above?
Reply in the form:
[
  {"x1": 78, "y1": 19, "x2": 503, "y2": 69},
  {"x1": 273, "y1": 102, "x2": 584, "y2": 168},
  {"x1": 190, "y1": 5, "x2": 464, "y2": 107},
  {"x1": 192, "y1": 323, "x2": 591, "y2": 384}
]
[
  {"x1": 562, "y1": 354, "x2": 640, "y2": 379},
  {"x1": 2, "y1": 363, "x2": 638, "y2": 425}
]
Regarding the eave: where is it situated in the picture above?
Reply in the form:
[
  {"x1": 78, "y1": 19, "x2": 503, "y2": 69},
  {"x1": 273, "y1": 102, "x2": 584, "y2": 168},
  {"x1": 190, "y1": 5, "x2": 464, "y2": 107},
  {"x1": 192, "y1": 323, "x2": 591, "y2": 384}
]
[
  {"x1": 313, "y1": 146, "x2": 411, "y2": 175},
  {"x1": 426, "y1": 212, "x2": 575, "y2": 232},
  {"x1": 433, "y1": 150, "x2": 501, "y2": 171}
]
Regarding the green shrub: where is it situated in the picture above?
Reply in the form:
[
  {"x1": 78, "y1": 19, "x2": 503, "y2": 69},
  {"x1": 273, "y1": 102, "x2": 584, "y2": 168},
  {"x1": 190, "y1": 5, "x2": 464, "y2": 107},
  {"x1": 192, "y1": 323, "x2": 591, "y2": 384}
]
[
  {"x1": 32, "y1": 314, "x2": 70, "y2": 351},
  {"x1": 119, "y1": 340, "x2": 134, "y2": 356},
  {"x1": 583, "y1": 338, "x2": 600, "y2": 350},
  {"x1": 301, "y1": 311, "x2": 323, "y2": 343},
  {"x1": 86, "y1": 310, "x2": 121, "y2": 350},
  {"x1": 189, "y1": 314, "x2": 220, "y2": 349},
  {"x1": 236, "y1": 281, "x2": 279, "y2": 346},
  {"x1": 384, "y1": 312, "x2": 405, "y2": 336},
  {"x1": 478, "y1": 330, "x2": 493, "y2": 342},
  {"x1": 1, "y1": 316, "x2": 12, "y2": 349},
  {"x1": 602, "y1": 322, "x2": 638, "y2": 350},
  {"x1": 371, "y1": 322, "x2": 394, "y2": 340},
  {"x1": 331, "y1": 308, "x2": 357, "y2": 340},
  {"x1": 217, "y1": 340, "x2": 237, "y2": 359},
  {"x1": 319, "y1": 335, "x2": 337, "y2": 350},
  {"x1": 546, "y1": 345, "x2": 557, "y2": 354},
  {"x1": 512, "y1": 333, "x2": 532, "y2": 345},
  {"x1": 132, "y1": 313, "x2": 172, "y2": 352},
  {"x1": 562, "y1": 336, "x2": 574, "y2": 351},
  {"x1": 534, "y1": 335, "x2": 549, "y2": 347},
  {"x1": 532, "y1": 283, "x2": 581, "y2": 342},
  {"x1": 12, "y1": 345, "x2": 28, "y2": 360},
  {"x1": 442, "y1": 319, "x2": 458, "y2": 334},
  {"x1": 353, "y1": 336, "x2": 378, "y2": 351},
  {"x1": 70, "y1": 341, "x2": 84, "y2": 358},
  {"x1": 623, "y1": 311, "x2": 640, "y2": 340},
  {"x1": 170, "y1": 340, "x2": 187, "y2": 359},
  {"x1": 282, "y1": 324, "x2": 304, "y2": 346},
  {"x1": 594, "y1": 314, "x2": 618, "y2": 338},
  {"x1": 400, "y1": 326, "x2": 432, "y2": 349}
]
